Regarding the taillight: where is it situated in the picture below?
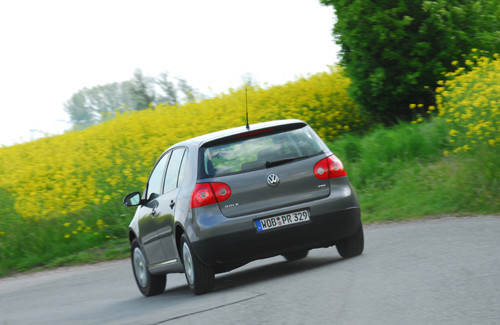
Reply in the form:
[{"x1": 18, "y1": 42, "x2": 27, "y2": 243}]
[
  {"x1": 211, "y1": 182, "x2": 231, "y2": 202},
  {"x1": 314, "y1": 155, "x2": 347, "y2": 179},
  {"x1": 191, "y1": 184, "x2": 216, "y2": 208},
  {"x1": 190, "y1": 182, "x2": 231, "y2": 208}
]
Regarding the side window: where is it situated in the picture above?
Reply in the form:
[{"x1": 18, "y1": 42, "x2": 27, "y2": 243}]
[
  {"x1": 163, "y1": 149, "x2": 186, "y2": 193},
  {"x1": 177, "y1": 150, "x2": 187, "y2": 188},
  {"x1": 146, "y1": 152, "x2": 170, "y2": 201}
]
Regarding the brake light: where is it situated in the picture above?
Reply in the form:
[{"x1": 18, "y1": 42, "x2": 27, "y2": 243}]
[
  {"x1": 236, "y1": 127, "x2": 274, "y2": 138},
  {"x1": 190, "y1": 182, "x2": 231, "y2": 208},
  {"x1": 314, "y1": 155, "x2": 347, "y2": 179}
]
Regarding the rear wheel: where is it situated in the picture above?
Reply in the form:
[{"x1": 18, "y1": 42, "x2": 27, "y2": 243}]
[
  {"x1": 336, "y1": 224, "x2": 364, "y2": 258},
  {"x1": 181, "y1": 234, "x2": 214, "y2": 295},
  {"x1": 283, "y1": 250, "x2": 309, "y2": 261},
  {"x1": 131, "y1": 239, "x2": 166, "y2": 296}
]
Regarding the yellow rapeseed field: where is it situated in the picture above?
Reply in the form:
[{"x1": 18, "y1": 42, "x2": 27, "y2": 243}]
[{"x1": 0, "y1": 67, "x2": 364, "y2": 245}]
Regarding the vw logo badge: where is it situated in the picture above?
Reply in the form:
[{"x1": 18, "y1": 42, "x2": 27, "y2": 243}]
[{"x1": 266, "y1": 173, "x2": 280, "y2": 187}]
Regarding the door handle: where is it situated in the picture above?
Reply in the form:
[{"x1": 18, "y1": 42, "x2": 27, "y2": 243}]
[
  {"x1": 151, "y1": 208, "x2": 157, "y2": 217},
  {"x1": 169, "y1": 201, "x2": 175, "y2": 209}
]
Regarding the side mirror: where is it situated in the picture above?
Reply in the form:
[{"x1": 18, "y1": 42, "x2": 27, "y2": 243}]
[{"x1": 123, "y1": 192, "x2": 142, "y2": 207}]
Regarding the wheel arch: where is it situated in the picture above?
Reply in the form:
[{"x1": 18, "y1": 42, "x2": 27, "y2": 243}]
[
  {"x1": 129, "y1": 229, "x2": 137, "y2": 244},
  {"x1": 175, "y1": 224, "x2": 185, "y2": 260}
]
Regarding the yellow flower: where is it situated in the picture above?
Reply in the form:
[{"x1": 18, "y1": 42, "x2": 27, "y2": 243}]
[
  {"x1": 409, "y1": 104, "x2": 416, "y2": 109},
  {"x1": 64, "y1": 234, "x2": 71, "y2": 239},
  {"x1": 449, "y1": 129, "x2": 458, "y2": 136},
  {"x1": 488, "y1": 139, "x2": 495, "y2": 147}
]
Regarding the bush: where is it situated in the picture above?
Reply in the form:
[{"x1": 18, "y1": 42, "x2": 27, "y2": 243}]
[{"x1": 435, "y1": 52, "x2": 499, "y2": 154}]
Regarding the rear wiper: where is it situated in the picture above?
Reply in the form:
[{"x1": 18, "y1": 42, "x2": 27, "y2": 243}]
[{"x1": 266, "y1": 156, "x2": 307, "y2": 168}]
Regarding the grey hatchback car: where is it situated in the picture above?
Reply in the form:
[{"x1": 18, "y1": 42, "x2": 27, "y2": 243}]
[{"x1": 123, "y1": 119, "x2": 363, "y2": 296}]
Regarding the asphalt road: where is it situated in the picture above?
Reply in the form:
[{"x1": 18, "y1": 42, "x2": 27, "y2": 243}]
[{"x1": 1, "y1": 215, "x2": 499, "y2": 325}]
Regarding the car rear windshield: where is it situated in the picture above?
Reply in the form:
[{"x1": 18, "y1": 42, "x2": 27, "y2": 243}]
[{"x1": 200, "y1": 125, "x2": 323, "y2": 178}]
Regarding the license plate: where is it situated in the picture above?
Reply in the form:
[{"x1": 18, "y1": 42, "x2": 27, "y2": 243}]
[{"x1": 255, "y1": 210, "x2": 310, "y2": 232}]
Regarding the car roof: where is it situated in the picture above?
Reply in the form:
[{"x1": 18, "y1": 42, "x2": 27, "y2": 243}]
[{"x1": 172, "y1": 119, "x2": 307, "y2": 149}]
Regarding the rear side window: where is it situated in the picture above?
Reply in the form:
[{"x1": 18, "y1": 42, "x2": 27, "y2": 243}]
[
  {"x1": 201, "y1": 126, "x2": 323, "y2": 178},
  {"x1": 163, "y1": 148, "x2": 187, "y2": 193}
]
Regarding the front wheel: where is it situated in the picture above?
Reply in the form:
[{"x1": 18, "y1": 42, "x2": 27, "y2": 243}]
[
  {"x1": 131, "y1": 239, "x2": 166, "y2": 296},
  {"x1": 181, "y1": 234, "x2": 214, "y2": 295},
  {"x1": 336, "y1": 224, "x2": 364, "y2": 258}
]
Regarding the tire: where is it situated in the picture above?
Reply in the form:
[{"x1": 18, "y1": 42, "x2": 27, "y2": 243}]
[
  {"x1": 283, "y1": 250, "x2": 309, "y2": 261},
  {"x1": 336, "y1": 224, "x2": 364, "y2": 258},
  {"x1": 181, "y1": 234, "x2": 214, "y2": 295},
  {"x1": 131, "y1": 239, "x2": 166, "y2": 297}
]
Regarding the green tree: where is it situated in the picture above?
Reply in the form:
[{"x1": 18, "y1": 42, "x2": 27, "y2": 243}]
[
  {"x1": 64, "y1": 82, "x2": 133, "y2": 129},
  {"x1": 64, "y1": 91, "x2": 97, "y2": 129},
  {"x1": 176, "y1": 77, "x2": 196, "y2": 103},
  {"x1": 128, "y1": 69, "x2": 199, "y2": 108},
  {"x1": 320, "y1": 0, "x2": 500, "y2": 123},
  {"x1": 129, "y1": 69, "x2": 156, "y2": 110},
  {"x1": 65, "y1": 70, "x2": 200, "y2": 129},
  {"x1": 156, "y1": 72, "x2": 179, "y2": 106}
]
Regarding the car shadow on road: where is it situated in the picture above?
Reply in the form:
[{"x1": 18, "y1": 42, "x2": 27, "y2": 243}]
[
  {"x1": 159, "y1": 252, "x2": 349, "y2": 296},
  {"x1": 214, "y1": 254, "x2": 345, "y2": 292}
]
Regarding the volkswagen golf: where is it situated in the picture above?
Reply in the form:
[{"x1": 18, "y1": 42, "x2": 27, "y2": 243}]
[{"x1": 123, "y1": 119, "x2": 363, "y2": 296}]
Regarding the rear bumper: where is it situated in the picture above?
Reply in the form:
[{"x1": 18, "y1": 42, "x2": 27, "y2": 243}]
[
  {"x1": 190, "y1": 179, "x2": 361, "y2": 267},
  {"x1": 193, "y1": 207, "x2": 361, "y2": 267}
]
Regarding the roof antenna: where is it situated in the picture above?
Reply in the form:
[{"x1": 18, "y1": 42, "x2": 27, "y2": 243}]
[{"x1": 245, "y1": 87, "x2": 250, "y2": 130}]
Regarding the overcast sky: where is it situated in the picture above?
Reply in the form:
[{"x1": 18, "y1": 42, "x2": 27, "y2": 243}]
[{"x1": 0, "y1": 0, "x2": 339, "y2": 146}]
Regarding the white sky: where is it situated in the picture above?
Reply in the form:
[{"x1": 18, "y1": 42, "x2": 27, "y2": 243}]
[{"x1": 0, "y1": 0, "x2": 338, "y2": 146}]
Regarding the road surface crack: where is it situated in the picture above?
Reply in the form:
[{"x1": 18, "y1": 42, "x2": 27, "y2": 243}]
[{"x1": 151, "y1": 292, "x2": 267, "y2": 324}]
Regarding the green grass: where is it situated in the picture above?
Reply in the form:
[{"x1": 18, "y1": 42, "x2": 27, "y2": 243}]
[
  {"x1": 328, "y1": 119, "x2": 499, "y2": 223},
  {"x1": 6, "y1": 242, "x2": 130, "y2": 276},
  {"x1": 0, "y1": 202, "x2": 134, "y2": 277}
]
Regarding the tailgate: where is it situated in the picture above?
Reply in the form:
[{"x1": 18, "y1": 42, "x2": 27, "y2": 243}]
[{"x1": 216, "y1": 156, "x2": 330, "y2": 218}]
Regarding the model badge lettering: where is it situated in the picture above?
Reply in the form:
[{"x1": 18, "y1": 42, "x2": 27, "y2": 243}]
[{"x1": 224, "y1": 203, "x2": 239, "y2": 208}]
